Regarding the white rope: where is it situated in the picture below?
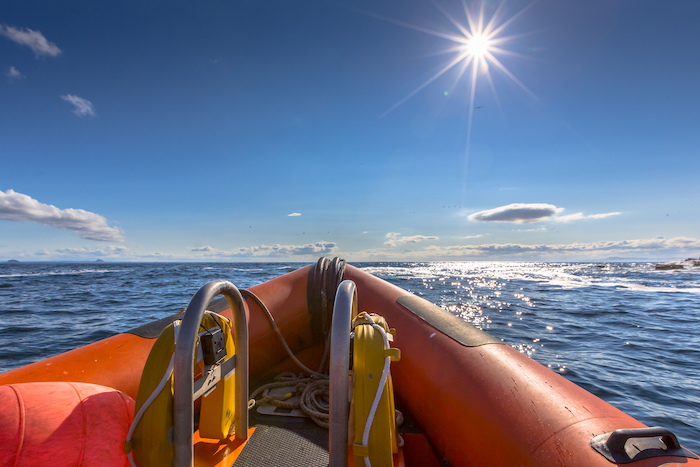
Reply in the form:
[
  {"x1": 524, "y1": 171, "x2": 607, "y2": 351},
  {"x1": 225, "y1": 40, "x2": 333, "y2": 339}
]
[
  {"x1": 249, "y1": 372, "x2": 331, "y2": 428},
  {"x1": 241, "y1": 290, "x2": 335, "y2": 427},
  {"x1": 126, "y1": 354, "x2": 175, "y2": 467}
]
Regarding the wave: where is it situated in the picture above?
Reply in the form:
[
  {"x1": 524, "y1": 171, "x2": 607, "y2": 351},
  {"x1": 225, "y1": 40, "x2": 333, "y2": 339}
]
[
  {"x1": 614, "y1": 284, "x2": 700, "y2": 294},
  {"x1": 0, "y1": 269, "x2": 120, "y2": 278}
]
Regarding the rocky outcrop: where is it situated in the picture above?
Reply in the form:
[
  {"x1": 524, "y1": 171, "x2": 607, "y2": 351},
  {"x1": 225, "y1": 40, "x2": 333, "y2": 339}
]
[
  {"x1": 655, "y1": 258, "x2": 700, "y2": 270},
  {"x1": 655, "y1": 263, "x2": 684, "y2": 270}
]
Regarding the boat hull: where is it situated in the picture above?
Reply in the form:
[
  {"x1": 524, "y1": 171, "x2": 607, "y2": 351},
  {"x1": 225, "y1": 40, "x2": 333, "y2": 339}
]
[{"x1": 0, "y1": 263, "x2": 696, "y2": 466}]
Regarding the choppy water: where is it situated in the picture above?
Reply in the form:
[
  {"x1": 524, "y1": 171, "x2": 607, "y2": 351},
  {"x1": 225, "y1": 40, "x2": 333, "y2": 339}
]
[{"x1": 0, "y1": 261, "x2": 698, "y2": 452}]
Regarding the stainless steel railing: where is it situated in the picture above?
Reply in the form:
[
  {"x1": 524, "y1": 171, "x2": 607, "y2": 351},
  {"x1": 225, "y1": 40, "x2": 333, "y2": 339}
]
[
  {"x1": 173, "y1": 281, "x2": 249, "y2": 467},
  {"x1": 172, "y1": 277, "x2": 355, "y2": 467},
  {"x1": 328, "y1": 280, "x2": 357, "y2": 467}
]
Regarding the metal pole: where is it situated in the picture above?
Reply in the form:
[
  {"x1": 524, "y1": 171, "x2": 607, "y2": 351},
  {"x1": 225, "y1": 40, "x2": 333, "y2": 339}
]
[
  {"x1": 329, "y1": 280, "x2": 357, "y2": 467},
  {"x1": 173, "y1": 281, "x2": 249, "y2": 467}
]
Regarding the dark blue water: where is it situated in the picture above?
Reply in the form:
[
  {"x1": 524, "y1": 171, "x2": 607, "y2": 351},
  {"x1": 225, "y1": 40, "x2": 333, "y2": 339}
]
[{"x1": 1, "y1": 261, "x2": 698, "y2": 452}]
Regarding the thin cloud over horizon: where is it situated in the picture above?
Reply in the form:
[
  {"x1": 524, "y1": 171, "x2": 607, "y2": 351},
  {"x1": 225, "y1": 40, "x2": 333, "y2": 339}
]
[
  {"x1": 385, "y1": 232, "x2": 439, "y2": 246},
  {"x1": 351, "y1": 236, "x2": 700, "y2": 262},
  {"x1": 191, "y1": 241, "x2": 337, "y2": 257},
  {"x1": 12, "y1": 234, "x2": 700, "y2": 262}
]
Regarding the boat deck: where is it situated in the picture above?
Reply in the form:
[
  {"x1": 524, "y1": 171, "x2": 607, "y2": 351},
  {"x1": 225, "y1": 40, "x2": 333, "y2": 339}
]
[
  {"x1": 225, "y1": 374, "x2": 437, "y2": 467},
  {"x1": 234, "y1": 408, "x2": 329, "y2": 466}
]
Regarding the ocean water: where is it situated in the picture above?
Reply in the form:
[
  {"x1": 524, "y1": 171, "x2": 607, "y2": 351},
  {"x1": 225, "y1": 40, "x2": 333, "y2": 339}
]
[{"x1": 0, "y1": 261, "x2": 698, "y2": 452}]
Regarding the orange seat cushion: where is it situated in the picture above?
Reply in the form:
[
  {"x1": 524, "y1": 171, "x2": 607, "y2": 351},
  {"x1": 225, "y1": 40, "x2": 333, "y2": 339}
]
[{"x1": 0, "y1": 382, "x2": 135, "y2": 467}]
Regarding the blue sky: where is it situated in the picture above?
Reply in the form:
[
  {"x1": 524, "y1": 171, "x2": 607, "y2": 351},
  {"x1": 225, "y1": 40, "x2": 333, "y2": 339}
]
[{"x1": 1, "y1": 0, "x2": 699, "y2": 262}]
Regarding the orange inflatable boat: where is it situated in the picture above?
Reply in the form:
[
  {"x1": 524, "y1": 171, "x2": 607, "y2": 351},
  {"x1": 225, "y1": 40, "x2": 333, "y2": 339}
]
[{"x1": 1, "y1": 258, "x2": 697, "y2": 467}]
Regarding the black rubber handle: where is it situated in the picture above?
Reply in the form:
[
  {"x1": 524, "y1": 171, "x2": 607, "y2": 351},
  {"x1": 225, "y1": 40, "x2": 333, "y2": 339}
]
[
  {"x1": 590, "y1": 426, "x2": 698, "y2": 463},
  {"x1": 606, "y1": 427, "x2": 681, "y2": 454}
]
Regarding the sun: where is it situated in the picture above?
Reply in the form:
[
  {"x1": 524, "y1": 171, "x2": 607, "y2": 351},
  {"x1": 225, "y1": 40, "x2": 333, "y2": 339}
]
[
  {"x1": 467, "y1": 34, "x2": 490, "y2": 58},
  {"x1": 380, "y1": 1, "x2": 535, "y2": 117},
  {"x1": 375, "y1": 0, "x2": 537, "y2": 203}
]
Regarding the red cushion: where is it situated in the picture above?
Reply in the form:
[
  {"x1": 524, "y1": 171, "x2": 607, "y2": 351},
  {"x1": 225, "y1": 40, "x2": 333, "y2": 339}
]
[{"x1": 0, "y1": 382, "x2": 135, "y2": 467}]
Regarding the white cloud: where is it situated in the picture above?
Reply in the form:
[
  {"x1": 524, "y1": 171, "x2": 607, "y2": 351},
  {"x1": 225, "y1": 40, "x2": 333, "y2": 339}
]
[
  {"x1": 384, "y1": 232, "x2": 439, "y2": 246},
  {"x1": 192, "y1": 246, "x2": 217, "y2": 252},
  {"x1": 0, "y1": 189, "x2": 124, "y2": 242},
  {"x1": 588, "y1": 212, "x2": 621, "y2": 219},
  {"x1": 61, "y1": 94, "x2": 96, "y2": 117},
  {"x1": 469, "y1": 203, "x2": 621, "y2": 224},
  {"x1": 191, "y1": 242, "x2": 337, "y2": 258},
  {"x1": 242, "y1": 242, "x2": 337, "y2": 256},
  {"x1": 463, "y1": 234, "x2": 483, "y2": 239},
  {"x1": 54, "y1": 246, "x2": 130, "y2": 257},
  {"x1": 468, "y1": 203, "x2": 563, "y2": 224},
  {"x1": 145, "y1": 252, "x2": 164, "y2": 257},
  {"x1": 5, "y1": 66, "x2": 23, "y2": 79},
  {"x1": 554, "y1": 213, "x2": 584, "y2": 222},
  {"x1": 0, "y1": 25, "x2": 61, "y2": 57},
  {"x1": 288, "y1": 212, "x2": 301, "y2": 217},
  {"x1": 555, "y1": 212, "x2": 621, "y2": 223}
]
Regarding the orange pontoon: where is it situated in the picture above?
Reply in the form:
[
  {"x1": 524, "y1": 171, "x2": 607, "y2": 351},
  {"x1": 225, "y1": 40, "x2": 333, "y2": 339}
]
[{"x1": 1, "y1": 258, "x2": 697, "y2": 466}]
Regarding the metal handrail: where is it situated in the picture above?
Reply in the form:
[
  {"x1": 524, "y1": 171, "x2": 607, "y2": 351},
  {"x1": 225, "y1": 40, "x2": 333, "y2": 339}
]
[
  {"x1": 173, "y1": 281, "x2": 249, "y2": 467},
  {"x1": 328, "y1": 280, "x2": 357, "y2": 467}
]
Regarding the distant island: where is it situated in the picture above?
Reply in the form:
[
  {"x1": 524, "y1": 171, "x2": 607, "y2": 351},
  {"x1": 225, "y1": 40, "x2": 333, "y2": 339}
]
[
  {"x1": 95, "y1": 259, "x2": 105, "y2": 263},
  {"x1": 7, "y1": 259, "x2": 19, "y2": 263}
]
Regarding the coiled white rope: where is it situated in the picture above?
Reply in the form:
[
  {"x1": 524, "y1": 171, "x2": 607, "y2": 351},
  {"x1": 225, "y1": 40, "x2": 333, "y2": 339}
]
[{"x1": 248, "y1": 372, "x2": 331, "y2": 428}]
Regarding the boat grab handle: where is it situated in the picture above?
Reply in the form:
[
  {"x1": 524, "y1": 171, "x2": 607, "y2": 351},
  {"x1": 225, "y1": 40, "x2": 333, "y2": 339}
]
[
  {"x1": 591, "y1": 426, "x2": 698, "y2": 463},
  {"x1": 329, "y1": 280, "x2": 357, "y2": 467},
  {"x1": 173, "y1": 281, "x2": 249, "y2": 467}
]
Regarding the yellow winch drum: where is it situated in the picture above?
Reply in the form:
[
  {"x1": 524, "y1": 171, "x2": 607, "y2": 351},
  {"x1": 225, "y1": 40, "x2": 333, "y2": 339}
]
[
  {"x1": 127, "y1": 311, "x2": 237, "y2": 467},
  {"x1": 352, "y1": 312, "x2": 401, "y2": 467}
]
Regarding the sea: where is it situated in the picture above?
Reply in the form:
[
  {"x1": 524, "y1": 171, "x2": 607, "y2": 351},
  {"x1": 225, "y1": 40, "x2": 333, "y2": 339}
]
[{"x1": 0, "y1": 261, "x2": 698, "y2": 452}]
